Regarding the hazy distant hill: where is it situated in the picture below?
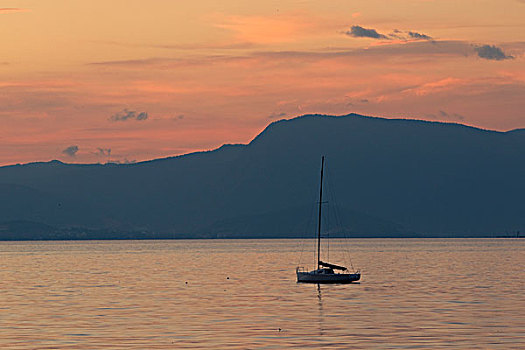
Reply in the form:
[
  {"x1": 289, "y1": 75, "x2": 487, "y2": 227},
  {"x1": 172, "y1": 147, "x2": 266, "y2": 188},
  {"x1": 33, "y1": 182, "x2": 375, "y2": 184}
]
[{"x1": 1, "y1": 114, "x2": 524, "y2": 240}]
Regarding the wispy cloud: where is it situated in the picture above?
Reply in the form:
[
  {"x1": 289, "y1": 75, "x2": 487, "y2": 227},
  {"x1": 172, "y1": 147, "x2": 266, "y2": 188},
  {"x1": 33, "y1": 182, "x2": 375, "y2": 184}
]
[
  {"x1": 408, "y1": 31, "x2": 432, "y2": 40},
  {"x1": 268, "y1": 112, "x2": 287, "y2": 119},
  {"x1": 95, "y1": 148, "x2": 111, "y2": 156},
  {"x1": 403, "y1": 77, "x2": 467, "y2": 96},
  {"x1": 62, "y1": 145, "x2": 79, "y2": 157},
  {"x1": 346, "y1": 26, "x2": 433, "y2": 42},
  {"x1": 94, "y1": 39, "x2": 256, "y2": 51},
  {"x1": 109, "y1": 109, "x2": 148, "y2": 122},
  {"x1": 212, "y1": 13, "x2": 318, "y2": 44},
  {"x1": 474, "y1": 45, "x2": 513, "y2": 60},
  {"x1": 346, "y1": 25, "x2": 387, "y2": 39},
  {"x1": 0, "y1": 8, "x2": 29, "y2": 14},
  {"x1": 90, "y1": 57, "x2": 172, "y2": 67},
  {"x1": 425, "y1": 110, "x2": 466, "y2": 122},
  {"x1": 89, "y1": 40, "x2": 477, "y2": 70},
  {"x1": 438, "y1": 110, "x2": 465, "y2": 121}
]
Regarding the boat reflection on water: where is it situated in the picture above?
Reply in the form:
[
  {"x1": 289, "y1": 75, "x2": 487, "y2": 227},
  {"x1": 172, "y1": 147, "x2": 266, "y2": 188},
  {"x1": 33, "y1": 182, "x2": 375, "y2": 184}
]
[{"x1": 317, "y1": 284, "x2": 324, "y2": 337}]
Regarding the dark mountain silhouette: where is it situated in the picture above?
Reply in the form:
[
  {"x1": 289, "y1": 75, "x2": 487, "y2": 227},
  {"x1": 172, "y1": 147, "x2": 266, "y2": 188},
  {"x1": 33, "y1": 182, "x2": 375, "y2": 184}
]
[{"x1": 1, "y1": 114, "x2": 523, "y2": 240}]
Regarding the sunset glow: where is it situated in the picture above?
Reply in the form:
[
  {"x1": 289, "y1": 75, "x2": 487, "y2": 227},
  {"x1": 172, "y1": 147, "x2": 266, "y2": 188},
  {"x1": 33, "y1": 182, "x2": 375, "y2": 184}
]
[{"x1": 1, "y1": 0, "x2": 524, "y2": 165}]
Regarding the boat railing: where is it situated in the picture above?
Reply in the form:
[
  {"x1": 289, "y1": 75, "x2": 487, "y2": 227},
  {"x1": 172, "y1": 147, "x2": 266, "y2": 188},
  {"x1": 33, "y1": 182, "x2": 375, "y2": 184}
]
[{"x1": 296, "y1": 266, "x2": 306, "y2": 273}]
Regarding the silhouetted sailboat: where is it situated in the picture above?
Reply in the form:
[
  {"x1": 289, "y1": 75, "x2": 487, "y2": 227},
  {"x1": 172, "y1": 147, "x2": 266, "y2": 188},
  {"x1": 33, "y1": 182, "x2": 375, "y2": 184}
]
[{"x1": 296, "y1": 156, "x2": 361, "y2": 284}]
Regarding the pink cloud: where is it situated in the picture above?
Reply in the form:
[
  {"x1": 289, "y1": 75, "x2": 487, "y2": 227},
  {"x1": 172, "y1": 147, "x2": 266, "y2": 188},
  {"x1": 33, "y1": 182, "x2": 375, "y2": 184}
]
[
  {"x1": 0, "y1": 8, "x2": 29, "y2": 14},
  {"x1": 403, "y1": 77, "x2": 466, "y2": 96},
  {"x1": 210, "y1": 12, "x2": 325, "y2": 45}
]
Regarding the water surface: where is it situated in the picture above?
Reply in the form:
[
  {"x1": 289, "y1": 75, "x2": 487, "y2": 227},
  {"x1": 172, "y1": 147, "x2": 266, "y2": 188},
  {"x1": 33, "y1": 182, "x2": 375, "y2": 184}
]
[{"x1": 1, "y1": 239, "x2": 523, "y2": 349}]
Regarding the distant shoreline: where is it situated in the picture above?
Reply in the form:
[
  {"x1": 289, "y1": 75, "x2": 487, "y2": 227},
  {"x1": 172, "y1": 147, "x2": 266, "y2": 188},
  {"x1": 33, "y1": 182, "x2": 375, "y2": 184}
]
[{"x1": 0, "y1": 236, "x2": 522, "y2": 242}]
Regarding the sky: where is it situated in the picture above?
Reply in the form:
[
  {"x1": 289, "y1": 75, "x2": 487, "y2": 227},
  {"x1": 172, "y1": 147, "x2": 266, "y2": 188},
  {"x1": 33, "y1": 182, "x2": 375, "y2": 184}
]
[{"x1": 1, "y1": 0, "x2": 524, "y2": 165}]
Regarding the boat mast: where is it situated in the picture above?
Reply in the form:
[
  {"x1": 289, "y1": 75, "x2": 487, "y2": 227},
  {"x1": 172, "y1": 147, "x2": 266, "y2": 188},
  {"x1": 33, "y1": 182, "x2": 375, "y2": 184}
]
[{"x1": 317, "y1": 156, "x2": 325, "y2": 270}]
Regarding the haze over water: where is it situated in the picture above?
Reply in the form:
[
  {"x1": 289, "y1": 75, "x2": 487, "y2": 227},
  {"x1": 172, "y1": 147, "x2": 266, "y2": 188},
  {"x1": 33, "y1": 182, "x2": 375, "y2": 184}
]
[{"x1": 1, "y1": 239, "x2": 523, "y2": 349}]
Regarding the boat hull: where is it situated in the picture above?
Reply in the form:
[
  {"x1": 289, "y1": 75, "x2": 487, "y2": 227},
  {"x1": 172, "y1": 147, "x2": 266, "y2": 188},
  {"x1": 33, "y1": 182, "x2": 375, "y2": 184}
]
[{"x1": 296, "y1": 271, "x2": 360, "y2": 284}]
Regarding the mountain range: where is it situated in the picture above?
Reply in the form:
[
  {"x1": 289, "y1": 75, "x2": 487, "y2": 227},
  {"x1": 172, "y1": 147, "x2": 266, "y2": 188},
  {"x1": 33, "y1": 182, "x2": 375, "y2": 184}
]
[{"x1": 1, "y1": 114, "x2": 524, "y2": 240}]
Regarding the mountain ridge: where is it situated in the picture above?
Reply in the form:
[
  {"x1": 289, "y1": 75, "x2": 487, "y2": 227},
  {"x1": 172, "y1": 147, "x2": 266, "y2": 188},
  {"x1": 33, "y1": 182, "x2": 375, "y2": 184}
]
[
  {"x1": 1, "y1": 113, "x2": 523, "y2": 240},
  {"x1": 2, "y1": 113, "x2": 522, "y2": 169}
]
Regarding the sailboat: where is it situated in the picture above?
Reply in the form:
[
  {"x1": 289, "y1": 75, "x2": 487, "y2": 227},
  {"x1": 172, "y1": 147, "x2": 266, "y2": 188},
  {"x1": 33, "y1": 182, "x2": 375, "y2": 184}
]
[{"x1": 296, "y1": 156, "x2": 361, "y2": 284}]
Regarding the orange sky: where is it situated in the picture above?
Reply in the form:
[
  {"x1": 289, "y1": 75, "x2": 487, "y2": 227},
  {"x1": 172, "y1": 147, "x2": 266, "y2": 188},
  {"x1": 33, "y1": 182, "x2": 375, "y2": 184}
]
[{"x1": 1, "y1": 0, "x2": 524, "y2": 165}]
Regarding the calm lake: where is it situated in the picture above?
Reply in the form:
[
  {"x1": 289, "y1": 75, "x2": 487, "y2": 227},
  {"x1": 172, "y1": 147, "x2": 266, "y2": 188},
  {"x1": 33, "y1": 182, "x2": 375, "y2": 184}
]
[{"x1": 1, "y1": 239, "x2": 523, "y2": 349}]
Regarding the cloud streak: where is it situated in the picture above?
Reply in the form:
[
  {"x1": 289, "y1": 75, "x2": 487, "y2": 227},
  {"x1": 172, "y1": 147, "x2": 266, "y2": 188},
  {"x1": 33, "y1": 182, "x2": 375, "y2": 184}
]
[
  {"x1": 212, "y1": 13, "x2": 318, "y2": 44},
  {"x1": 90, "y1": 40, "x2": 478, "y2": 70},
  {"x1": 346, "y1": 26, "x2": 433, "y2": 42},
  {"x1": 0, "y1": 8, "x2": 29, "y2": 14},
  {"x1": 408, "y1": 31, "x2": 432, "y2": 40},
  {"x1": 109, "y1": 109, "x2": 148, "y2": 122},
  {"x1": 62, "y1": 145, "x2": 79, "y2": 157},
  {"x1": 438, "y1": 110, "x2": 465, "y2": 121},
  {"x1": 95, "y1": 148, "x2": 111, "y2": 156},
  {"x1": 94, "y1": 39, "x2": 256, "y2": 51},
  {"x1": 268, "y1": 112, "x2": 287, "y2": 119},
  {"x1": 474, "y1": 45, "x2": 513, "y2": 60},
  {"x1": 346, "y1": 25, "x2": 387, "y2": 39}
]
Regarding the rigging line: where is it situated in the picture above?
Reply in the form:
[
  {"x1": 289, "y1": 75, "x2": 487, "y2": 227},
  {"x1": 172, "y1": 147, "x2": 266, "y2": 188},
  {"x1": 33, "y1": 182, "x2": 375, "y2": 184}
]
[
  {"x1": 338, "y1": 213, "x2": 356, "y2": 272},
  {"x1": 327, "y1": 204, "x2": 330, "y2": 262},
  {"x1": 326, "y1": 161, "x2": 357, "y2": 272},
  {"x1": 327, "y1": 163, "x2": 344, "y2": 236},
  {"x1": 295, "y1": 206, "x2": 309, "y2": 265},
  {"x1": 309, "y1": 200, "x2": 318, "y2": 268},
  {"x1": 324, "y1": 163, "x2": 337, "y2": 229},
  {"x1": 343, "y1": 228, "x2": 356, "y2": 272},
  {"x1": 309, "y1": 221, "x2": 317, "y2": 267},
  {"x1": 298, "y1": 160, "x2": 320, "y2": 268},
  {"x1": 298, "y1": 200, "x2": 317, "y2": 267},
  {"x1": 333, "y1": 199, "x2": 353, "y2": 269},
  {"x1": 322, "y1": 202, "x2": 330, "y2": 262},
  {"x1": 297, "y1": 231, "x2": 305, "y2": 268},
  {"x1": 326, "y1": 165, "x2": 342, "y2": 263}
]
